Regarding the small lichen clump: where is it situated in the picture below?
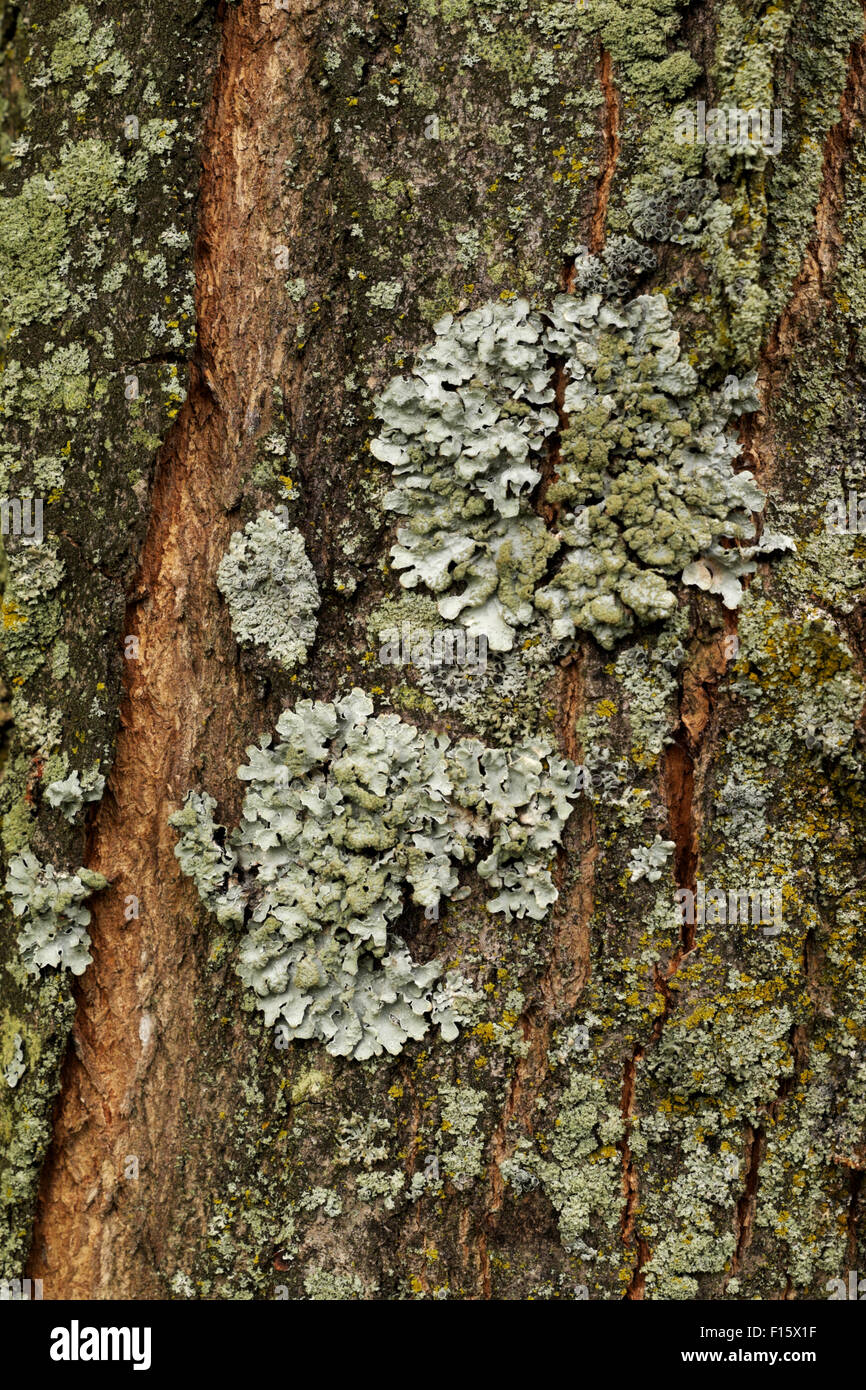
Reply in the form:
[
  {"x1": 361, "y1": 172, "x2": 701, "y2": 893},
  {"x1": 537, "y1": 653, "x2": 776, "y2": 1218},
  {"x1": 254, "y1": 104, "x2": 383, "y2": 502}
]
[
  {"x1": 3, "y1": 1034, "x2": 26, "y2": 1089},
  {"x1": 44, "y1": 767, "x2": 105, "y2": 822},
  {"x1": 628, "y1": 833, "x2": 675, "y2": 883},
  {"x1": 375, "y1": 282, "x2": 791, "y2": 650},
  {"x1": 170, "y1": 689, "x2": 581, "y2": 1059},
  {"x1": 5, "y1": 851, "x2": 107, "y2": 976},
  {"x1": 216, "y1": 510, "x2": 320, "y2": 670}
]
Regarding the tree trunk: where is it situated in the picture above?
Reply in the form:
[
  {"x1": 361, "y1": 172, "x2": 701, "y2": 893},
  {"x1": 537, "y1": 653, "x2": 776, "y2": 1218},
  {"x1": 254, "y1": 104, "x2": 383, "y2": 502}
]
[{"x1": 1, "y1": 0, "x2": 865, "y2": 1302}]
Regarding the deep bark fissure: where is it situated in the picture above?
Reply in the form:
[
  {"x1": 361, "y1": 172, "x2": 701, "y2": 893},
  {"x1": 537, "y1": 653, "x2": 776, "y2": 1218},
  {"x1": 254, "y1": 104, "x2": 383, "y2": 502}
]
[
  {"x1": 589, "y1": 48, "x2": 620, "y2": 256},
  {"x1": 619, "y1": 627, "x2": 731, "y2": 1296},
  {"x1": 726, "y1": 1123, "x2": 764, "y2": 1286}
]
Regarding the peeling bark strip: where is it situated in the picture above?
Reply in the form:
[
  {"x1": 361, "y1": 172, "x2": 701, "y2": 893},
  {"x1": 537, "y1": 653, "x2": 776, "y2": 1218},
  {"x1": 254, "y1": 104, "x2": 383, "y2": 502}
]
[
  {"x1": 588, "y1": 49, "x2": 620, "y2": 255},
  {"x1": 28, "y1": 1, "x2": 309, "y2": 1299}
]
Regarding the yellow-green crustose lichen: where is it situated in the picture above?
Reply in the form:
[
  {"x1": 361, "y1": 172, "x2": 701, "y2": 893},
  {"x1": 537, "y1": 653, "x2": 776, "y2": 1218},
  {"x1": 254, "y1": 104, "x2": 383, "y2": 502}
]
[
  {"x1": 375, "y1": 269, "x2": 792, "y2": 651},
  {"x1": 170, "y1": 688, "x2": 583, "y2": 1060}
]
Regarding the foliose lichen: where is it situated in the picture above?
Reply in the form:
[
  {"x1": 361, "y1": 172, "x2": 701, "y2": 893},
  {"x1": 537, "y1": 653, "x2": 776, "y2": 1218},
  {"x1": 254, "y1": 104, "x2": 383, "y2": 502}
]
[
  {"x1": 170, "y1": 688, "x2": 581, "y2": 1060},
  {"x1": 2, "y1": 1034, "x2": 25, "y2": 1090},
  {"x1": 5, "y1": 851, "x2": 107, "y2": 977},
  {"x1": 374, "y1": 274, "x2": 792, "y2": 651},
  {"x1": 44, "y1": 768, "x2": 105, "y2": 823},
  {"x1": 628, "y1": 833, "x2": 675, "y2": 883},
  {"x1": 216, "y1": 510, "x2": 320, "y2": 670}
]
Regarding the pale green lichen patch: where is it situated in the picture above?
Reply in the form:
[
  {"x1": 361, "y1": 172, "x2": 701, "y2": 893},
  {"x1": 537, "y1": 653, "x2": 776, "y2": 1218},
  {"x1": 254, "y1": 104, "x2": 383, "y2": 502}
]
[
  {"x1": 216, "y1": 511, "x2": 320, "y2": 671},
  {"x1": 5, "y1": 850, "x2": 107, "y2": 977},
  {"x1": 44, "y1": 768, "x2": 105, "y2": 823},
  {"x1": 375, "y1": 295, "x2": 558, "y2": 651},
  {"x1": 365, "y1": 590, "x2": 558, "y2": 740},
  {"x1": 610, "y1": 613, "x2": 687, "y2": 767},
  {"x1": 532, "y1": 1069, "x2": 626, "y2": 1267},
  {"x1": 375, "y1": 282, "x2": 789, "y2": 651},
  {"x1": 2, "y1": 1033, "x2": 25, "y2": 1089},
  {"x1": 171, "y1": 688, "x2": 582, "y2": 1059}
]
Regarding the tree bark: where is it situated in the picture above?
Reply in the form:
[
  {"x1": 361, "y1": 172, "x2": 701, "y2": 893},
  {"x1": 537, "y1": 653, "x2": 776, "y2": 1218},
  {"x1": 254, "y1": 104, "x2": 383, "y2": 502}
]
[{"x1": 1, "y1": 0, "x2": 865, "y2": 1301}]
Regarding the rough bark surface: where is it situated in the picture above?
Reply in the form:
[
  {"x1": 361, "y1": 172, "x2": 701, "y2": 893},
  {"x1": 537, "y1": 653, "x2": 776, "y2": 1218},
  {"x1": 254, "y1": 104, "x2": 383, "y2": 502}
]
[{"x1": 2, "y1": 0, "x2": 866, "y2": 1303}]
